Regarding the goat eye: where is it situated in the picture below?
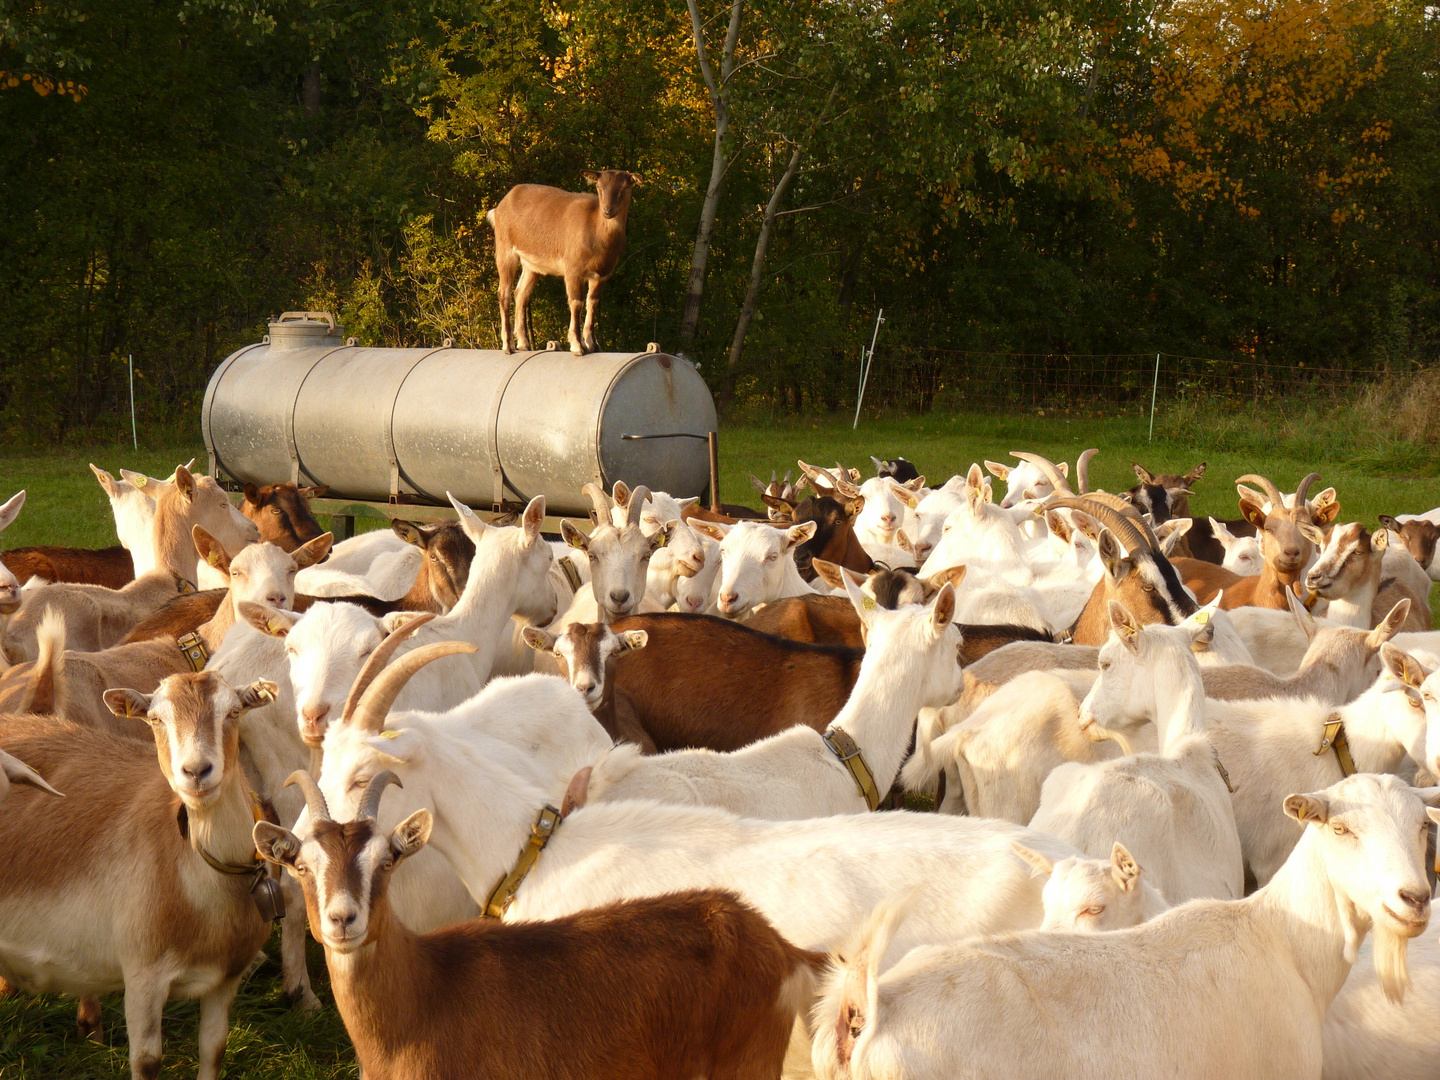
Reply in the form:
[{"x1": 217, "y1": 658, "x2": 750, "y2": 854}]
[
  {"x1": 1099, "y1": 661, "x2": 1110, "y2": 671},
  {"x1": 271, "y1": 507, "x2": 283, "y2": 516},
  {"x1": 1140, "y1": 582, "x2": 1154, "y2": 592},
  {"x1": 1084, "y1": 906, "x2": 1105, "y2": 916},
  {"x1": 227, "y1": 708, "x2": 241, "y2": 719},
  {"x1": 1332, "y1": 823, "x2": 1351, "y2": 837}
]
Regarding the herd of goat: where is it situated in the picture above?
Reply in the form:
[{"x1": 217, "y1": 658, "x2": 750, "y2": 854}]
[{"x1": 0, "y1": 449, "x2": 1437, "y2": 1079}]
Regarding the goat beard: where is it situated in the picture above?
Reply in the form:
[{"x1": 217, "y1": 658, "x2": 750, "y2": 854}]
[{"x1": 1372, "y1": 921, "x2": 1414, "y2": 1005}]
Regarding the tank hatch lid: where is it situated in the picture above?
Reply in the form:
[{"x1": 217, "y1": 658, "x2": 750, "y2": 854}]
[{"x1": 267, "y1": 311, "x2": 344, "y2": 351}]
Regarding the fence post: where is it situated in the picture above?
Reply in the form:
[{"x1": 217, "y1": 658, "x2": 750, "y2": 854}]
[
  {"x1": 129, "y1": 354, "x2": 138, "y2": 450},
  {"x1": 851, "y1": 309, "x2": 886, "y2": 430},
  {"x1": 1148, "y1": 352, "x2": 1161, "y2": 443}
]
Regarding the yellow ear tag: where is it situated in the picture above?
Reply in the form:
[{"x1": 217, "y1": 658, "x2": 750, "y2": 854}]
[
  {"x1": 206, "y1": 550, "x2": 221, "y2": 567},
  {"x1": 379, "y1": 730, "x2": 401, "y2": 740},
  {"x1": 267, "y1": 617, "x2": 289, "y2": 635},
  {"x1": 657, "y1": 531, "x2": 667, "y2": 547},
  {"x1": 862, "y1": 595, "x2": 876, "y2": 611},
  {"x1": 135, "y1": 476, "x2": 147, "y2": 487},
  {"x1": 1194, "y1": 611, "x2": 1209, "y2": 625}
]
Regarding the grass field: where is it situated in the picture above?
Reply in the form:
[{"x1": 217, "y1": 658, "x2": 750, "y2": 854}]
[{"x1": 0, "y1": 410, "x2": 1437, "y2": 1078}]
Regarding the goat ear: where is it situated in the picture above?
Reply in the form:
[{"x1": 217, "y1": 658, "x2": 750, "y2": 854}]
[
  {"x1": 1311, "y1": 494, "x2": 1341, "y2": 526},
  {"x1": 243, "y1": 483, "x2": 262, "y2": 506},
  {"x1": 561, "y1": 519, "x2": 590, "y2": 552},
  {"x1": 239, "y1": 601, "x2": 301, "y2": 639},
  {"x1": 192, "y1": 525, "x2": 231, "y2": 574},
  {"x1": 1131, "y1": 463, "x2": 1156, "y2": 485},
  {"x1": 103, "y1": 688, "x2": 152, "y2": 720},
  {"x1": 907, "y1": 475, "x2": 926, "y2": 491},
  {"x1": 1298, "y1": 522, "x2": 1325, "y2": 547},
  {"x1": 690, "y1": 519, "x2": 728, "y2": 542},
  {"x1": 761, "y1": 494, "x2": 795, "y2": 518},
  {"x1": 1187, "y1": 606, "x2": 1216, "y2": 652},
  {"x1": 896, "y1": 530, "x2": 915, "y2": 555},
  {"x1": 965, "y1": 463, "x2": 984, "y2": 493},
  {"x1": 1378, "y1": 514, "x2": 1401, "y2": 533},
  {"x1": 841, "y1": 571, "x2": 875, "y2": 623},
  {"x1": 237, "y1": 680, "x2": 279, "y2": 711},
  {"x1": 173, "y1": 465, "x2": 196, "y2": 503},
  {"x1": 1071, "y1": 511, "x2": 1101, "y2": 542},
  {"x1": 1238, "y1": 492, "x2": 1268, "y2": 530},
  {"x1": 648, "y1": 522, "x2": 675, "y2": 553},
  {"x1": 390, "y1": 809, "x2": 432, "y2": 861},
  {"x1": 1372, "y1": 526, "x2": 1389, "y2": 551},
  {"x1": 1107, "y1": 600, "x2": 1142, "y2": 651},
  {"x1": 1097, "y1": 530, "x2": 1131, "y2": 582},
  {"x1": 845, "y1": 495, "x2": 866, "y2": 520},
  {"x1": 611, "y1": 481, "x2": 632, "y2": 508},
  {"x1": 620, "y1": 629, "x2": 648, "y2": 652},
  {"x1": 90, "y1": 464, "x2": 123, "y2": 498},
  {"x1": 784, "y1": 521, "x2": 818, "y2": 550},
  {"x1": 366, "y1": 729, "x2": 419, "y2": 765},
  {"x1": 1045, "y1": 511, "x2": 1072, "y2": 544},
  {"x1": 626, "y1": 172, "x2": 642, "y2": 186},
  {"x1": 392, "y1": 519, "x2": 426, "y2": 547},
  {"x1": 750, "y1": 474, "x2": 770, "y2": 494},
  {"x1": 675, "y1": 497, "x2": 699, "y2": 512},
  {"x1": 1208, "y1": 517, "x2": 1232, "y2": 546},
  {"x1": 1009, "y1": 842, "x2": 1054, "y2": 878},
  {"x1": 1285, "y1": 590, "x2": 1317, "y2": 642},
  {"x1": 299, "y1": 485, "x2": 328, "y2": 498},
  {"x1": 1381, "y1": 644, "x2": 1427, "y2": 688},
  {"x1": 0, "y1": 750, "x2": 61, "y2": 797},
  {"x1": 253, "y1": 821, "x2": 302, "y2": 870},
  {"x1": 1283, "y1": 792, "x2": 1329, "y2": 826},
  {"x1": 1368, "y1": 600, "x2": 1410, "y2": 647},
  {"x1": 811, "y1": 559, "x2": 847, "y2": 590},
  {"x1": 581, "y1": 170, "x2": 600, "y2": 184},
  {"x1": 926, "y1": 565, "x2": 967, "y2": 596},
  {"x1": 292, "y1": 532, "x2": 333, "y2": 570},
  {"x1": 521, "y1": 626, "x2": 556, "y2": 653},
  {"x1": 1110, "y1": 842, "x2": 1141, "y2": 892},
  {"x1": 522, "y1": 496, "x2": 546, "y2": 543},
  {"x1": 446, "y1": 492, "x2": 488, "y2": 544},
  {"x1": 983, "y1": 460, "x2": 1011, "y2": 481},
  {"x1": 0, "y1": 491, "x2": 25, "y2": 534},
  {"x1": 1184, "y1": 462, "x2": 1207, "y2": 483},
  {"x1": 1056, "y1": 461, "x2": 1069, "y2": 478},
  {"x1": 930, "y1": 583, "x2": 957, "y2": 632},
  {"x1": 888, "y1": 481, "x2": 920, "y2": 509}
]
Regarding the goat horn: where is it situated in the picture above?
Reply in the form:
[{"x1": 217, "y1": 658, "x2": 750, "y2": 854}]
[
  {"x1": 581, "y1": 483, "x2": 612, "y2": 524},
  {"x1": 1082, "y1": 491, "x2": 1159, "y2": 548},
  {"x1": 1236, "y1": 474, "x2": 1285, "y2": 511},
  {"x1": 625, "y1": 486, "x2": 651, "y2": 529},
  {"x1": 351, "y1": 641, "x2": 478, "y2": 734},
  {"x1": 1076, "y1": 449, "x2": 1099, "y2": 495},
  {"x1": 1293, "y1": 472, "x2": 1321, "y2": 508},
  {"x1": 797, "y1": 460, "x2": 840, "y2": 491},
  {"x1": 284, "y1": 770, "x2": 332, "y2": 823},
  {"x1": 355, "y1": 770, "x2": 402, "y2": 823},
  {"x1": 1044, "y1": 496, "x2": 1152, "y2": 553},
  {"x1": 340, "y1": 613, "x2": 437, "y2": 724},
  {"x1": 1010, "y1": 452, "x2": 1073, "y2": 495}
]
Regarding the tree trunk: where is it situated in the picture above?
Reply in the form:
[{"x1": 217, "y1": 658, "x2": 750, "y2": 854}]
[
  {"x1": 719, "y1": 84, "x2": 840, "y2": 413},
  {"x1": 678, "y1": 0, "x2": 745, "y2": 354}
]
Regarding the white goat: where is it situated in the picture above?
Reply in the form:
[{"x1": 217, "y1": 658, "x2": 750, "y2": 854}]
[
  {"x1": 672, "y1": 531, "x2": 722, "y2": 613},
  {"x1": 1210, "y1": 516, "x2": 1264, "y2": 575},
  {"x1": 690, "y1": 518, "x2": 818, "y2": 619},
  {"x1": 813, "y1": 773, "x2": 1437, "y2": 1080},
  {"x1": 918, "y1": 465, "x2": 1032, "y2": 584},
  {"x1": 0, "y1": 491, "x2": 27, "y2": 614},
  {"x1": 1010, "y1": 840, "x2": 1170, "y2": 931},
  {"x1": 576, "y1": 577, "x2": 965, "y2": 819},
  {"x1": 984, "y1": 453, "x2": 1069, "y2": 509},
  {"x1": 557, "y1": 484, "x2": 672, "y2": 623},
  {"x1": 1030, "y1": 603, "x2": 1244, "y2": 903}
]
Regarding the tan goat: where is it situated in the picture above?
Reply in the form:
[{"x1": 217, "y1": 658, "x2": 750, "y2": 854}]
[
  {"x1": 0, "y1": 671, "x2": 278, "y2": 1080},
  {"x1": 487, "y1": 170, "x2": 641, "y2": 355}
]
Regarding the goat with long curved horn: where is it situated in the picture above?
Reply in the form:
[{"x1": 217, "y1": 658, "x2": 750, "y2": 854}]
[
  {"x1": 1076, "y1": 449, "x2": 1100, "y2": 495},
  {"x1": 1235, "y1": 474, "x2": 1286, "y2": 512},
  {"x1": 1010, "y1": 452, "x2": 1073, "y2": 496},
  {"x1": 355, "y1": 771, "x2": 402, "y2": 822},
  {"x1": 581, "y1": 482, "x2": 613, "y2": 525},
  {"x1": 625, "y1": 486, "x2": 652, "y2": 529},
  {"x1": 1292, "y1": 472, "x2": 1320, "y2": 510},
  {"x1": 349, "y1": 641, "x2": 479, "y2": 734},
  {"x1": 285, "y1": 770, "x2": 332, "y2": 823},
  {"x1": 339, "y1": 613, "x2": 438, "y2": 726},
  {"x1": 1044, "y1": 496, "x2": 1153, "y2": 554}
]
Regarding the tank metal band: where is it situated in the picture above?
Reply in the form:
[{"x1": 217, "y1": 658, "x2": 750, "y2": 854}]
[
  {"x1": 384, "y1": 345, "x2": 454, "y2": 502},
  {"x1": 486, "y1": 350, "x2": 543, "y2": 511},
  {"x1": 288, "y1": 343, "x2": 357, "y2": 486}
]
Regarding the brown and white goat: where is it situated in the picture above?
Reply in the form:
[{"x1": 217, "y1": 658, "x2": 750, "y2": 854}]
[
  {"x1": 1174, "y1": 472, "x2": 1327, "y2": 611},
  {"x1": 1380, "y1": 514, "x2": 1440, "y2": 582},
  {"x1": 1, "y1": 571, "x2": 184, "y2": 662},
  {"x1": 1126, "y1": 460, "x2": 1205, "y2": 525},
  {"x1": 1044, "y1": 496, "x2": 1199, "y2": 645},
  {"x1": 522, "y1": 621, "x2": 654, "y2": 750},
  {"x1": 0, "y1": 671, "x2": 278, "y2": 1080},
  {"x1": 391, "y1": 518, "x2": 475, "y2": 612},
  {"x1": 241, "y1": 482, "x2": 328, "y2": 552},
  {"x1": 487, "y1": 170, "x2": 641, "y2": 356},
  {"x1": 257, "y1": 772, "x2": 819, "y2": 1080},
  {"x1": 1305, "y1": 521, "x2": 1431, "y2": 633}
]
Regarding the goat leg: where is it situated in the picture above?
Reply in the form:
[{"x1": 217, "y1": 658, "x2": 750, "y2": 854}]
[
  {"x1": 280, "y1": 875, "x2": 321, "y2": 1011},
  {"x1": 496, "y1": 251, "x2": 517, "y2": 354},
  {"x1": 195, "y1": 975, "x2": 243, "y2": 1080},
  {"x1": 514, "y1": 266, "x2": 538, "y2": 351},
  {"x1": 582, "y1": 275, "x2": 602, "y2": 353},
  {"x1": 565, "y1": 271, "x2": 587, "y2": 355}
]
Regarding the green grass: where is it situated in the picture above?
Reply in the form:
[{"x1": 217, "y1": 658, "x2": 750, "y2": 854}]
[{"x1": 0, "y1": 409, "x2": 1437, "y2": 1078}]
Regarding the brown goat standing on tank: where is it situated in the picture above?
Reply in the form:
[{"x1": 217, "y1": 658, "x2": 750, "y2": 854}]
[{"x1": 486, "y1": 170, "x2": 641, "y2": 356}]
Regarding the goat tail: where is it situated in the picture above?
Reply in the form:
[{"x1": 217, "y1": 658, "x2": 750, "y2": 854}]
[
  {"x1": 812, "y1": 888, "x2": 922, "y2": 1079},
  {"x1": 26, "y1": 609, "x2": 66, "y2": 716},
  {"x1": 484, "y1": 208, "x2": 496, "y2": 226},
  {"x1": 582, "y1": 742, "x2": 644, "y2": 802},
  {"x1": 899, "y1": 709, "x2": 963, "y2": 794}
]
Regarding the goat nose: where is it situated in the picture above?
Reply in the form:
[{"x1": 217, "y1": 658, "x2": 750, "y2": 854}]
[
  {"x1": 328, "y1": 907, "x2": 358, "y2": 932},
  {"x1": 1398, "y1": 887, "x2": 1430, "y2": 914},
  {"x1": 881, "y1": 514, "x2": 897, "y2": 526},
  {"x1": 302, "y1": 704, "x2": 330, "y2": 723},
  {"x1": 264, "y1": 593, "x2": 287, "y2": 607},
  {"x1": 608, "y1": 589, "x2": 631, "y2": 607},
  {"x1": 719, "y1": 591, "x2": 739, "y2": 606},
  {"x1": 182, "y1": 761, "x2": 214, "y2": 784}
]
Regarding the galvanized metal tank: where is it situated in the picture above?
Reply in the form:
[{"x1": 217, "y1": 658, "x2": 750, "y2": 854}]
[{"x1": 202, "y1": 312, "x2": 718, "y2": 517}]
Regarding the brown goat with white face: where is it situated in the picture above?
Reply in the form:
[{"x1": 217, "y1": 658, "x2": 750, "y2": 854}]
[
  {"x1": 487, "y1": 169, "x2": 641, "y2": 356},
  {"x1": 0, "y1": 671, "x2": 278, "y2": 1080},
  {"x1": 257, "y1": 772, "x2": 821, "y2": 1080},
  {"x1": 1380, "y1": 514, "x2": 1440, "y2": 581}
]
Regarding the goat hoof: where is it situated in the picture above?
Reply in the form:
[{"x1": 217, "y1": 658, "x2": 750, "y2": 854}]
[{"x1": 287, "y1": 986, "x2": 323, "y2": 1013}]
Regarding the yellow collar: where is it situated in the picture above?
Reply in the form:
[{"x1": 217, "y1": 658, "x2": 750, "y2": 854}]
[
  {"x1": 177, "y1": 631, "x2": 209, "y2": 673},
  {"x1": 823, "y1": 728, "x2": 882, "y2": 811},
  {"x1": 484, "y1": 805, "x2": 562, "y2": 918},
  {"x1": 1312, "y1": 716, "x2": 1356, "y2": 777}
]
